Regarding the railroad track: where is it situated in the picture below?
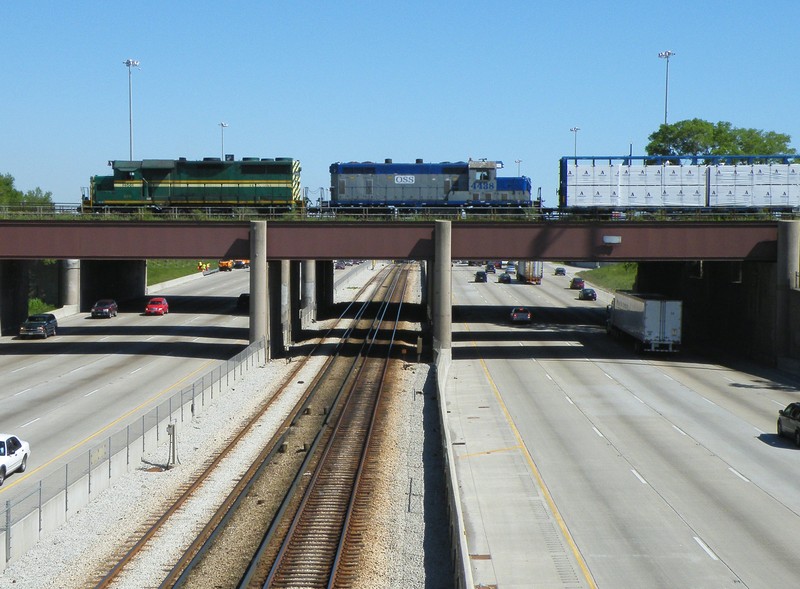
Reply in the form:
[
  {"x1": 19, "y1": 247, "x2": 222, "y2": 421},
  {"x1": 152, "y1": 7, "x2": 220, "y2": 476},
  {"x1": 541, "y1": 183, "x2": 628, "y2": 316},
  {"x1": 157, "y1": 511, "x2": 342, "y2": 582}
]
[{"x1": 92, "y1": 263, "x2": 412, "y2": 588}]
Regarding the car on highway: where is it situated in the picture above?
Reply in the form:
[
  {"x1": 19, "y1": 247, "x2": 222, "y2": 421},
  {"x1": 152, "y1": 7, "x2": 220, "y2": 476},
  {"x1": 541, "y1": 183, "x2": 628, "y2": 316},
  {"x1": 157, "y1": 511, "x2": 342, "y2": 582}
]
[
  {"x1": 233, "y1": 259, "x2": 250, "y2": 269},
  {"x1": 570, "y1": 277, "x2": 585, "y2": 289},
  {"x1": 485, "y1": 264, "x2": 495, "y2": 274},
  {"x1": 509, "y1": 306, "x2": 532, "y2": 324},
  {"x1": 218, "y1": 259, "x2": 234, "y2": 272},
  {"x1": 19, "y1": 314, "x2": 58, "y2": 339},
  {"x1": 334, "y1": 261, "x2": 346, "y2": 270},
  {"x1": 554, "y1": 267, "x2": 566, "y2": 276},
  {"x1": 144, "y1": 297, "x2": 169, "y2": 315},
  {"x1": 777, "y1": 402, "x2": 800, "y2": 445},
  {"x1": 475, "y1": 271, "x2": 488, "y2": 283},
  {"x1": 578, "y1": 288, "x2": 597, "y2": 301},
  {"x1": 0, "y1": 434, "x2": 30, "y2": 486},
  {"x1": 91, "y1": 299, "x2": 118, "y2": 318},
  {"x1": 498, "y1": 272, "x2": 512, "y2": 284}
]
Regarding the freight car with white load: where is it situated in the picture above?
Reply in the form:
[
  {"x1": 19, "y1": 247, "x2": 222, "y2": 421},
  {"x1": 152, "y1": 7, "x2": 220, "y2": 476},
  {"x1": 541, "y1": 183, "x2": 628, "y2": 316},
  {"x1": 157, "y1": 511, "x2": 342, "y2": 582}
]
[{"x1": 606, "y1": 292, "x2": 682, "y2": 352}]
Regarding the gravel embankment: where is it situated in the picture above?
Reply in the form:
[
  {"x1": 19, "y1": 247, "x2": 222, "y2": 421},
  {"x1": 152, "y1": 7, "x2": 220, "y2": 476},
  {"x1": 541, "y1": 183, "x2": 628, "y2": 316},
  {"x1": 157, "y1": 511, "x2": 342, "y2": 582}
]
[{"x1": 0, "y1": 264, "x2": 451, "y2": 588}]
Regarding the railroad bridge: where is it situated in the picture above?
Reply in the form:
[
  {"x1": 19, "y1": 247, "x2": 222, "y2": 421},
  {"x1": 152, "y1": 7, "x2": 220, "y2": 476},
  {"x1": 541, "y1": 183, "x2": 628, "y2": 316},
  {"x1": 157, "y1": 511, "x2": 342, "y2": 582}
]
[{"x1": 0, "y1": 220, "x2": 798, "y2": 368}]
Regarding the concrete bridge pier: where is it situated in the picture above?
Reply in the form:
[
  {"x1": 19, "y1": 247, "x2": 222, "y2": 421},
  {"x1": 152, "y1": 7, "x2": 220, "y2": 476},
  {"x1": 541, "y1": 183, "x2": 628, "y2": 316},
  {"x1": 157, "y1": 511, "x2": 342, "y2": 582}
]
[
  {"x1": 777, "y1": 220, "x2": 800, "y2": 365},
  {"x1": 59, "y1": 259, "x2": 80, "y2": 310},
  {"x1": 433, "y1": 220, "x2": 452, "y2": 362},
  {"x1": 249, "y1": 221, "x2": 269, "y2": 357}
]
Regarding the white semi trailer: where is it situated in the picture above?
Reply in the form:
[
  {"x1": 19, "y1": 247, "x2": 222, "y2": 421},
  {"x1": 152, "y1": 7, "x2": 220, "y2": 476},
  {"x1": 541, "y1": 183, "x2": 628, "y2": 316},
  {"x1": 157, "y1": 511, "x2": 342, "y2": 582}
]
[
  {"x1": 606, "y1": 292, "x2": 682, "y2": 352},
  {"x1": 516, "y1": 260, "x2": 543, "y2": 284}
]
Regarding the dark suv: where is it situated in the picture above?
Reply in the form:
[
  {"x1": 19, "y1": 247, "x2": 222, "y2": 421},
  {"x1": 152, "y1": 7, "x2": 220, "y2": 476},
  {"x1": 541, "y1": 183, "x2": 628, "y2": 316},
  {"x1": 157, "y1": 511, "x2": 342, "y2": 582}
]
[
  {"x1": 475, "y1": 271, "x2": 488, "y2": 283},
  {"x1": 19, "y1": 314, "x2": 58, "y2": 339}
]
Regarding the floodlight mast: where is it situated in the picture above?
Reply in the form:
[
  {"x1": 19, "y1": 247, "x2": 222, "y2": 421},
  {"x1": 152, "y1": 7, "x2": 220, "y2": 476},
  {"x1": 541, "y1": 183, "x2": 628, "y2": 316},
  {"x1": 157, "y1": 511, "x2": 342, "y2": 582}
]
[
  {"x1": 658, "y1": 50, "x2": 675, "y2": 125},
  {"x1": 123, "y1": 59, "x2": 140, "y2": 160}
]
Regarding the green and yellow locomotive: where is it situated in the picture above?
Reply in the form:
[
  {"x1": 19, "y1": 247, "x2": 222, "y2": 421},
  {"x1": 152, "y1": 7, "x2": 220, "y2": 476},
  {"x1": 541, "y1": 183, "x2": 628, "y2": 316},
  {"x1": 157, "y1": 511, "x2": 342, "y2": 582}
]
[{"x1": 84, "y1": 157, "x2": 302, "y2": 213}]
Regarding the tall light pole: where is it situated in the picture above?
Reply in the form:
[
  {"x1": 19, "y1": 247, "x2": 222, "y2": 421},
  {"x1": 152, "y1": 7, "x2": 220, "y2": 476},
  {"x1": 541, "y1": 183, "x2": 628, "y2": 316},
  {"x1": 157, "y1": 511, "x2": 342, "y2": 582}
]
[
  {"x1": 570, "y1": 127, "x2": 580, "y2": 159},
  {"x1": 515, "y1": 159, "x2": 522, "y2": 176},
  {"x1": 219, "y1": 122, "x2": 229, "y2": 159},
  {"x1": 658, "y1": 50, "x2": 675, "y2": 126},
  {"x1": 123, "y1": 59, "x2": 140, "y2": 160}
]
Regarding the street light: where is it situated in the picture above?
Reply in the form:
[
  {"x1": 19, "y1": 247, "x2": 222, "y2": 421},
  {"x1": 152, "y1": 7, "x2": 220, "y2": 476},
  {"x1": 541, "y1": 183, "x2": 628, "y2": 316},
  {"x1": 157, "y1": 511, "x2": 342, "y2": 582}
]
[
  {"x1": 123, "y1": 59, "x2": 140, "y2": 160},
  {"x1": 515, "y1": 159, "x2": 522, "y2": 176},
  {"x1": 219, "y1": 122, "x2": 229, "y2": 159},
  {"x1": 658, "y1": 50, "x2": 675, "y2": 126},
  {"x1": 570, "y1": 127, "x2": 580, "y2": 159}
]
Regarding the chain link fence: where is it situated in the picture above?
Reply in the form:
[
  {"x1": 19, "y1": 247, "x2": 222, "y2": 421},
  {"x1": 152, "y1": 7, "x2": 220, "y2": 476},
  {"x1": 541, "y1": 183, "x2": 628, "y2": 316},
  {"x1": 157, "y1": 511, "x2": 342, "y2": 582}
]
[{"x1": 1, "y1": 338, "x2": 266, "y2": 565}]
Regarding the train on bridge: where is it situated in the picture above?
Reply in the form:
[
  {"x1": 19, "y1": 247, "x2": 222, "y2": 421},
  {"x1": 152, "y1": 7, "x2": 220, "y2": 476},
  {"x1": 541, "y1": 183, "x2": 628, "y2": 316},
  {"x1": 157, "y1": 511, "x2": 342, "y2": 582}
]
[{"x1": 82, "y1": 153, "x2": 800, "y2": 217}]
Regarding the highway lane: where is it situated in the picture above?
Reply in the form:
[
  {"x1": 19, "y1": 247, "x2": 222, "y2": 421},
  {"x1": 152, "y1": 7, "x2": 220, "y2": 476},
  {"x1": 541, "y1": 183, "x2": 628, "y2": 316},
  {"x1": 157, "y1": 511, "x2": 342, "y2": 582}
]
[
  {"x1": 451, "y1": 262, "x2": 800, "y2": 588},
  {"x1": 0, "y1": 269, "x2": 251, "y2": 493}
]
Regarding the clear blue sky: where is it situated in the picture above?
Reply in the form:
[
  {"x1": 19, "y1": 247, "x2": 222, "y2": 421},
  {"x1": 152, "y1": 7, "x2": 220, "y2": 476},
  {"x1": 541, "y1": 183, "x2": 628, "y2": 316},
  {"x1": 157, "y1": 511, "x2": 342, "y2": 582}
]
[{"x1": 3, "y1": 1, "x2": 799, "y2": 207}]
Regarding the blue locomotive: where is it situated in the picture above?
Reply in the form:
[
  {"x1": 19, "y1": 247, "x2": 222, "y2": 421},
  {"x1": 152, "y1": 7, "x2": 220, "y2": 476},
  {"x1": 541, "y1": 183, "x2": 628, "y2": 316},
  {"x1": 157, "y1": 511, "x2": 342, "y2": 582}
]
[{"x1": 329, "y1": 159, "x2": 532, "y2": 210}]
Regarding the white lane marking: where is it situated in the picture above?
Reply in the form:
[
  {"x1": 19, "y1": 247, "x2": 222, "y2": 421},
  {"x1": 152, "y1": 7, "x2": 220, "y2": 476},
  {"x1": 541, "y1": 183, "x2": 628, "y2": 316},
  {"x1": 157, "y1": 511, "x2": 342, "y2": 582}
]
[
  {"x1": 604, "y1": 372, "x2": 613, "y2": 380},
  {"x1": 85, "y1": 389, "x2": 100, "y2": 397},
  {"x1": 67, "y1": 365, "x2": 86, "y2": 375},
  {"x1": 20, "y1": 418, "x2": 40, "y2": 428},
  {"x1": 14, "y1": 388, "x2": 32, "y2": 397},
  {"x1": 728, "y1": 467, "x2": 750, "y2": 483},
  {"x1": 130, "y1": 367, "x2": 144, "y2": 375},
  {"x1": 546, "y1": 374, "x2": 553, "y2": 381},
  {"x1": 694, "y1": 536, "x2": 719, "y2": 560},
  {"x1": 771, "y1": 399, "x2": 786, "y2": 407},
  {"x1": 565, "y1": 396, "x2": 574, "y2": 405},
  {"x1": 631, "y1": 469, "x2": 648, "y2": 485},
  {"x1": 592, "y1": 427, "x2": 604, "y2": 438},
  {"x1": 704, "y1": 397, "x2": 716, "y2": 406},
  {"x1": 663, "y1": 374, "x2": 674, "y2": 381},
  {"x1": 11, "y1": 366, "x2": 29, "y2": 373},
  {"x1": 632, "y1": 394, "x2": 644, "y2": 404},
  {"x1": 754, "y1": 426, "x2": 764, "y2": 435},
  {"x1": 672, "y1": 425, "x2": 687, "y2": 436}
]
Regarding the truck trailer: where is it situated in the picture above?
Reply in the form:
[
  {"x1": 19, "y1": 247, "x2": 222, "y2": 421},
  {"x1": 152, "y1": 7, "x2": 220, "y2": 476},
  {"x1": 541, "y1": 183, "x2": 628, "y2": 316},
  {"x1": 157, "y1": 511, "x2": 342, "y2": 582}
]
[
  {"x1": 516, "y1": 260, "x2": 543, "y2": 284},
  {"x1": 606, "y1": 292, "x2": 682, "y2": 352}
]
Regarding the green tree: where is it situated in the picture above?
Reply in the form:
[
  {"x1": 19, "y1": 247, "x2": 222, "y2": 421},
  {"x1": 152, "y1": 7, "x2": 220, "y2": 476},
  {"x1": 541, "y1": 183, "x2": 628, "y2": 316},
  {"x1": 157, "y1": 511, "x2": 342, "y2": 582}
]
[
  {"x1": 646, "y1": 118, "x2": 795, "y2": 158},
  {"x1": 0, "y1": 173, "x2": 53, "y2": 205}
]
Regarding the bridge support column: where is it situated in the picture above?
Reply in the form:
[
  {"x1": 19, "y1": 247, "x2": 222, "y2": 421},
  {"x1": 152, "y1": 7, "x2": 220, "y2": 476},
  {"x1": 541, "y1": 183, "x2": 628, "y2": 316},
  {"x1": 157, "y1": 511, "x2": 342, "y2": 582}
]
[
  {"x1": 281, "y1": 259, "x2": 291, "y2": 353},
  {"x1": 777, "y1": 220, "x2": 800, "y2": 362},
  {"x1": 433, "y1": 220, "x2": 452, "y2": 362},
  {"x1": 249, "y1": 221, "x2": 269, "y2": 358},
  {"x1": 60, "y1": 259, "x2": 80, "y2": 309},
  {"x1": 301, "y1": 260, "x2": 316, "y2": 328}
]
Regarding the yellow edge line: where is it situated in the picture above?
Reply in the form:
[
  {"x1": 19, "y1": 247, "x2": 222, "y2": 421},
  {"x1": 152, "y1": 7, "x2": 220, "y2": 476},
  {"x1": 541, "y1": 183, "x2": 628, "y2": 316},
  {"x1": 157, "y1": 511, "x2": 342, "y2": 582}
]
[
  {"x1": 464, "y1": 322, "x2": 598, "y2": 589},
  {"x1": 0, "y1": 359, "x2": 215, "y2": 494}
]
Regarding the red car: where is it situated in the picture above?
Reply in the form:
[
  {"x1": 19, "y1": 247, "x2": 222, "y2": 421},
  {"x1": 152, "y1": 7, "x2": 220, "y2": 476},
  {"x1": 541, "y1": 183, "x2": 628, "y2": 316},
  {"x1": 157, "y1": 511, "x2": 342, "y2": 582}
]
[{"x1": 145, "y1": 297, "x2": 169, "y2": 315}]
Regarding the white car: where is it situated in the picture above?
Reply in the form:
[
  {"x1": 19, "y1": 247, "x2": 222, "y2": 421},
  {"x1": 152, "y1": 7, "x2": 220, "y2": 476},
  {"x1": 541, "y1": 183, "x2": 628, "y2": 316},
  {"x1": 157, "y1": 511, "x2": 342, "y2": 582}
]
[{"x1": 0, "y1": 434, "x2": 30, "y2": 486}]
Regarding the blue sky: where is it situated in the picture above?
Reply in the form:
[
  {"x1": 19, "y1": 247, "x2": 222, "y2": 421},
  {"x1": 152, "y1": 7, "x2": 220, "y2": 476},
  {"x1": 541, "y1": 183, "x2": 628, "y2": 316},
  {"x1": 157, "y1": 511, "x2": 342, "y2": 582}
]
[{"x1": 2, "y1": 1, "x2": 799, "y2": 207}]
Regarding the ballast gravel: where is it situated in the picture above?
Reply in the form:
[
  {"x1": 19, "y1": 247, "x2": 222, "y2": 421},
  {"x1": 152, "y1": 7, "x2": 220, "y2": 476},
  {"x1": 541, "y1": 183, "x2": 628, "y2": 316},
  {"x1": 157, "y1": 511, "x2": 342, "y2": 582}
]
[{"x1": 0, "y1": 265, "x2": 451, "y2": 589}]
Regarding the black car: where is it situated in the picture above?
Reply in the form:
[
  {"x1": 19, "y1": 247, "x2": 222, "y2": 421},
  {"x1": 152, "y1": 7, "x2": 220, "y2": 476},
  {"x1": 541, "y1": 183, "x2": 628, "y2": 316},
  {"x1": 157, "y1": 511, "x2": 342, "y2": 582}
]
[
  {"x1": 578, "y1": 288, "x2": 597, "y2": 301},
  {"x1": 570, "y1": 277, "x2": 585, "y2": 289},
  {"x1": 91, "y1": 299, "x2": 118, "y2": 318},
  {"x1": 19, "y1": 314, "x2": 58, "y2": 339},
  {"x1": 498, "y1": 272, "x2": 512, "y2": 284},
  {"x1": 777, "y1": 402, "x2": 800, "y2": 445},
  {"x1": 485, "y1": 264, "x2": 496, "y2": 274},
  {"x1": 475, "y1": 271, "x2": 488, "y2": 283},
  {"x1": 554, "y1": 267, "x2": 566, "y2": 276}
]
